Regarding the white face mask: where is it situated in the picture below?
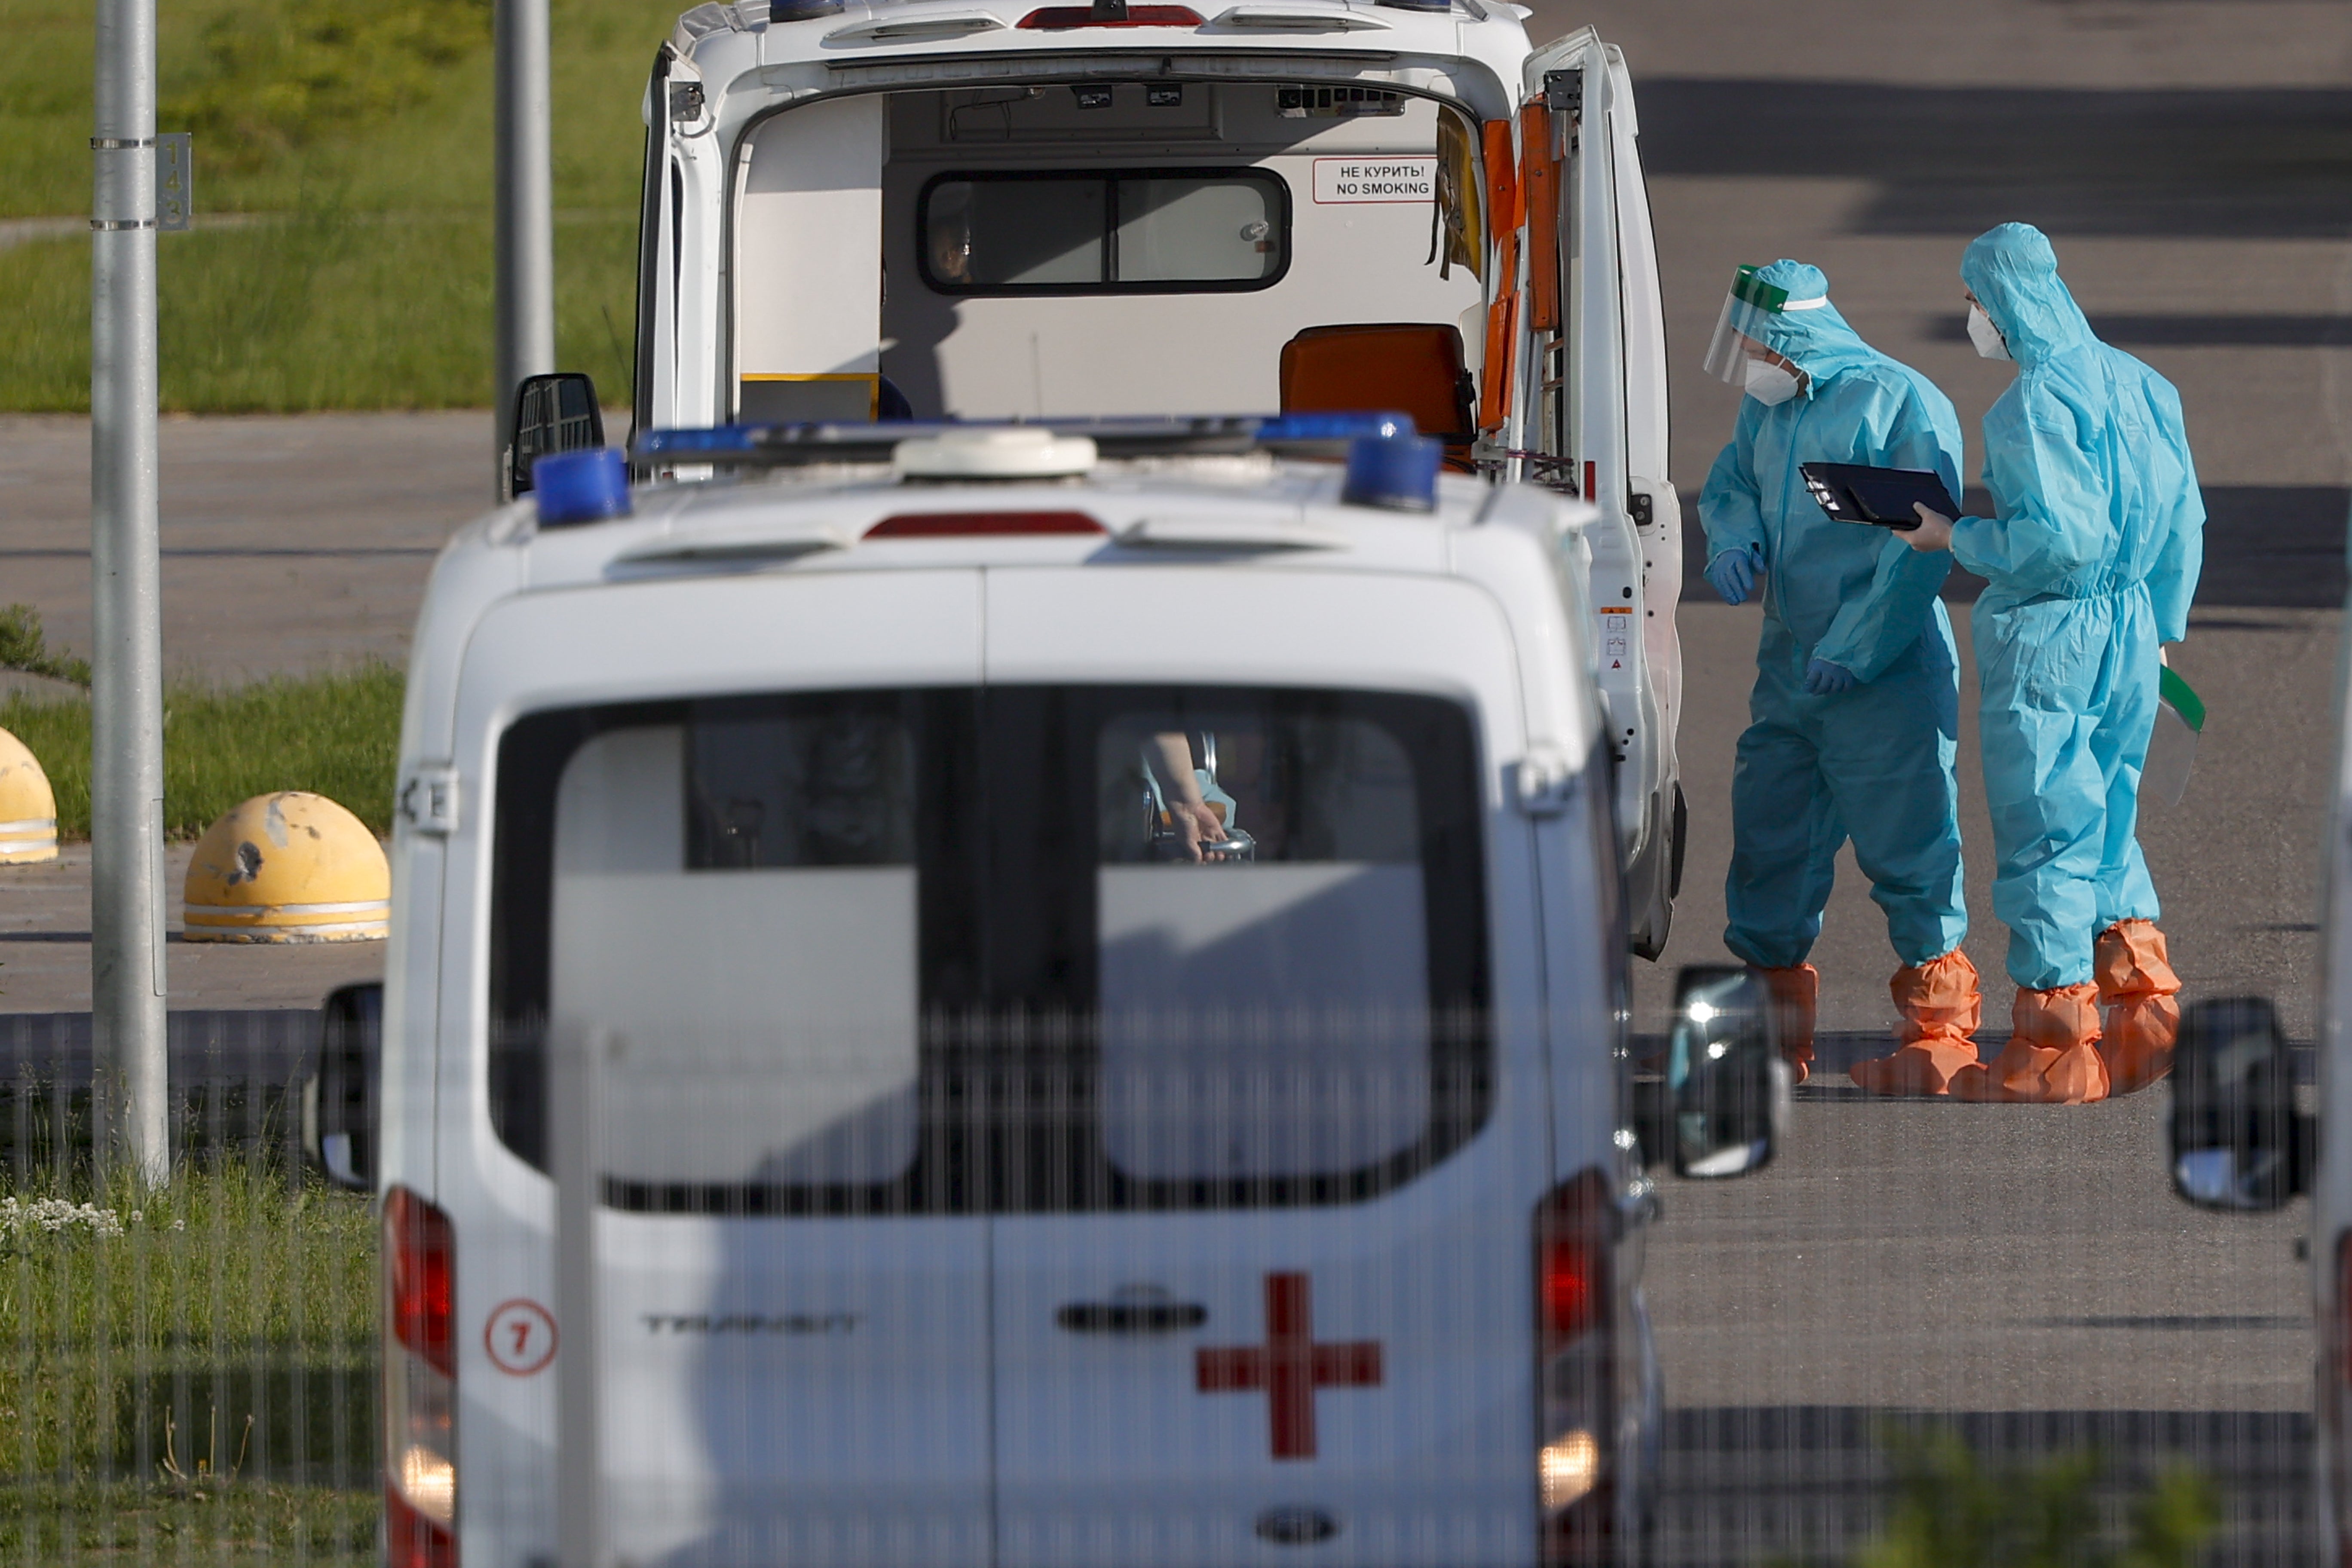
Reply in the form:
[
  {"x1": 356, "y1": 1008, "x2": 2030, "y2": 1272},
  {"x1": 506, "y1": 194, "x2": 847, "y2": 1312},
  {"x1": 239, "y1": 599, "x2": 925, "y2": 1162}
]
[
  {"x1": 1967, "y1": 303, "x2": 2012, "y2": 361},
  {"x1": 1743, "y1": 356, "x2": 1802, "y2": 405}
]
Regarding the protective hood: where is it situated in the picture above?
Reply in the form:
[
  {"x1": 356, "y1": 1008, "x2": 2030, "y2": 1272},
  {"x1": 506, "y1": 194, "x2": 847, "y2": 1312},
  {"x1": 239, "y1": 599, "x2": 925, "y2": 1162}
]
[
  {"x1": 1696, "y1": 257, "x2": 1965, "y2": 685},
  {"x1": 1716, "y1": 259, "x2": 1882, "y2": 386},
  {"x1": 1958, "y1": 223, "x2": 2093, "y2": 368}
]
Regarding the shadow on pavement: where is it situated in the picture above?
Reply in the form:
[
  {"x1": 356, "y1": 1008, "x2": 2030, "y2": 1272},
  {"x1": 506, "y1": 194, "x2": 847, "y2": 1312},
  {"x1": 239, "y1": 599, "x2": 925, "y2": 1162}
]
[
  {"x1": 1636, "y1": 79, "x2": 2352, "y2": 239},
  {"x1": 1679, "y1": 487, "x2": 2350, "y2": 607},
  {"x1": 1925, "y1": 312, "x2": 2352, "y2": 349}
]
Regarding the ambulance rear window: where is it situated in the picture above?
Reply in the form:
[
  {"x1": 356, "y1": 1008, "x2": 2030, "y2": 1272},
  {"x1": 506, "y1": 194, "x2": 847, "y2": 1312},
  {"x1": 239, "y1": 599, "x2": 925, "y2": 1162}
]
[
  {"x1": 487, "y1": 686, "x2": 1488, "y2": 1212},
  {"x1": 919, "y1": 169, "x2": 1288, "y2": 294}
]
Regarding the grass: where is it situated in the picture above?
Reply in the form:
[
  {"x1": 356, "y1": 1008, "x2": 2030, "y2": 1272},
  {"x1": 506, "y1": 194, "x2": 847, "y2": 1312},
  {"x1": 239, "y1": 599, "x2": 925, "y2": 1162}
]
[
  {"x1": 1841, "y1": 1426, "x2": 2217, "y2": 1568},
  {"x1": 0, "y1": 1157, "x2": 379, "y2": 1562},
  {"x1": 0, "y1": 205, "x2": 638, "y2": 412},
  {"x1": 0, "y1": 605, "x2": 89, "y2": 688},
  {"x1": 0, "y1": 1481, "x2": 378, "y2": 1563},
  {"x1": 0, "y1": 662, "x2": 404, "y2": 840},
  {"x1": 0, "y1": 0, "x2": 674, "y2": 411}
]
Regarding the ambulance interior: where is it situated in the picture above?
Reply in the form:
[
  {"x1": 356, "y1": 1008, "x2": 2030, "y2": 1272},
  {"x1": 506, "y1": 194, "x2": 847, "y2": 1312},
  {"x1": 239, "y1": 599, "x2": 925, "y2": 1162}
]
[{"x1": 731, "y1": 83, "x2": 1494, "y2": 435}]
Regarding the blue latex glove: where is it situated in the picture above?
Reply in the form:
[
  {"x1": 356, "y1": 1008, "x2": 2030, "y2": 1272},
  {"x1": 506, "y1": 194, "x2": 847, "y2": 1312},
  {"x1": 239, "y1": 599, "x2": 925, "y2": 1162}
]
[
  {"x1": 1804, "y1": 658, "x2": 1857, "y2": 695},
  {"x1": 1705, "y1": 544, "x2": 1766, "y2": 606}
]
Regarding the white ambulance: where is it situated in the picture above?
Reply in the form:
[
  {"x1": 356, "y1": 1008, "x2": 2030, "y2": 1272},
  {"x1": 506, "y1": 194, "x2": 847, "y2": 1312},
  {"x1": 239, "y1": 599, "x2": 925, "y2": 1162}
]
[
  {"x1": 317, "y1": 417, "x2": 1783, "y2": 1568},
  {"x1": 504, "y1": 0, "x2": 1687, "y2": 955}
]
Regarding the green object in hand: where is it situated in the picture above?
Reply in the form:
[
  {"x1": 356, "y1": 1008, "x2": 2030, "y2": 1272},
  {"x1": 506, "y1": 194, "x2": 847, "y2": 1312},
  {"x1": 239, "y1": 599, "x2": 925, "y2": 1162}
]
[
  {"x1": 2144, "y1": 664, "x2": 2204, "y2": 809},
  {"x1": 2159, "y1": 665, "x2": 2205, "y2": 733}
]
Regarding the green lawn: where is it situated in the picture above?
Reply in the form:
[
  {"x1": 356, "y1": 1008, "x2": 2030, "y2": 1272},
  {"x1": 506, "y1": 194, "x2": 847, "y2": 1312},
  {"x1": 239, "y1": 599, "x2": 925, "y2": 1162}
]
[
  {"x1": 0, "y1": 0, "x2": 673, "y2": 410},
  {"x1": 0, "y1": 1159, "x2": 380, "y2": 1561},
  {"x1": 0, "y1": 1483, "x2": 377, "y2": 1564},
  {"x1": 0, "y1": 207, "x2": 637, "y2": 411},
  {"x1": 0, "y1": 662, "x2": 404, "y2": 839}
]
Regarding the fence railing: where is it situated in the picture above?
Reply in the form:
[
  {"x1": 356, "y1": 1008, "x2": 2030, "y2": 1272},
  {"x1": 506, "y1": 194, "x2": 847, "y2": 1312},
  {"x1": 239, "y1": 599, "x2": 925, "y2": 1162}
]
[
  {"x1": 0, "y1": 1008, "x2": 2319, "y2": 1566},
  {"x1": 0, "y1": 1009, "x2": 377, "y2": 1567}
]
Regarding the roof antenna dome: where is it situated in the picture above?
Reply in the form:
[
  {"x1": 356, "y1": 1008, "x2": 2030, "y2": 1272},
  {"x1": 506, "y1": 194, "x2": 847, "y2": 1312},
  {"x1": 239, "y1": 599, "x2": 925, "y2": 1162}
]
[{"x1": 894, "y1": 426, "x2": 1099, "y2": 481}]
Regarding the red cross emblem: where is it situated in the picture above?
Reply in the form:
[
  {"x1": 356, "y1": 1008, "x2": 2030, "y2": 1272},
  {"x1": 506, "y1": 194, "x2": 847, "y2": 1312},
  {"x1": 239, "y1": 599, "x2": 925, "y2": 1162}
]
[{"x1": 1195, "y1": 1271, "x2": 1383, "y2": 1461}]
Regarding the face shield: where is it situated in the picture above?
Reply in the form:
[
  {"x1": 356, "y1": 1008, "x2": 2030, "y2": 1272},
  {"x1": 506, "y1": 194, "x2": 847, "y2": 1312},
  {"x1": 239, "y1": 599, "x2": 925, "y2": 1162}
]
[{"x1": 1701, "y1": 265, "x2": 1832, "y2": 384}]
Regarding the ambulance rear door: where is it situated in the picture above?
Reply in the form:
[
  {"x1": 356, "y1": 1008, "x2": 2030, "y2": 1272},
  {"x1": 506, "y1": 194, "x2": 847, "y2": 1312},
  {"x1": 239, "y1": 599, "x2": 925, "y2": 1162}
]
[
  {"x1": 1589, "y1": 43, "x2": 1678, "y2": 765},
  {"x1": 453, "y1": 570, "x2": 995, "y2": 1567},
  {"x1": 1518, "y1": 31, "x2": 1673, "y2": 946},
  {"x1": 979, "y1": 567, "x2": 1553, "y2": 1568}
]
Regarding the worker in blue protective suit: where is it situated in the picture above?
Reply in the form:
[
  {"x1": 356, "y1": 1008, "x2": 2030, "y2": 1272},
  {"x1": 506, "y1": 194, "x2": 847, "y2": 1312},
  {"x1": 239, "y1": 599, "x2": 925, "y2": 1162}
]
[
  {"x1": 1902, "y1": 223, "x2": 2203, "y2": 1104},
  {"x1": 1697, "y1": 260, "x2": 1981, "y2": 1094}
]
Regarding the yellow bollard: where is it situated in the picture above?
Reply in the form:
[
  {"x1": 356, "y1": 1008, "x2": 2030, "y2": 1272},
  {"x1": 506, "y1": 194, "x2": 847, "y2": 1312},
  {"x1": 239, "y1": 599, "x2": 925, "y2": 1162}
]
[
  {"x1": 183, "y1": 791, "x2": 389, "y2": 943},
  {"x1": 0, "y1": 728, "x2": 58, "y2": 864}
]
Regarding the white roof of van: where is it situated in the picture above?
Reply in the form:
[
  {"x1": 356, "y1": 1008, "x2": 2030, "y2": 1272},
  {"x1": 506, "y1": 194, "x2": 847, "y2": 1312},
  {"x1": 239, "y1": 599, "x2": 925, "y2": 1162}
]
[
  {"x1": 459, "y1": 456, "x2": 1584, "y2": 595},
  {"x1": 401, "y1": 455, "x2": 1605, "y2": 783},
  {"x1": 662, "y1": 0, "x2": 1557, "y2": 125}
]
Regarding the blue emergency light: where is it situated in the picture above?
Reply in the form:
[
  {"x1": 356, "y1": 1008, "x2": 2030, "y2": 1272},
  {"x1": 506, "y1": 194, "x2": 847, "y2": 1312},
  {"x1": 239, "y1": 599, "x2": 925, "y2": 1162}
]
[
  {"x1": 632, "y1": 413, "x2": 1418, "y2": 468},
  {"x1": 1341, "y1": 423, "x2": 1442, "y2": 512},
  {"x1": 634, "y1": 424, "x2": 765, "y2": 455},
  {"x1": 533, "y1": 447, "x2": 633, "y2": 527}
]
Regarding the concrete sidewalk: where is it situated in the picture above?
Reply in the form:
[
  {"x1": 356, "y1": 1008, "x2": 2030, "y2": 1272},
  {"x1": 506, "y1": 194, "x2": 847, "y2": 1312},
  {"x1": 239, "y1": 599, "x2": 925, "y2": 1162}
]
[
  {"x1": 0, "y1": 414, "x2": 458, "y2": 1010},
  {"x1": 0, "y1": 410, "x2": 487, "y2": 680},
  {"x1": 0, "y1": 845, "x2": 381, "y2": 1013}
]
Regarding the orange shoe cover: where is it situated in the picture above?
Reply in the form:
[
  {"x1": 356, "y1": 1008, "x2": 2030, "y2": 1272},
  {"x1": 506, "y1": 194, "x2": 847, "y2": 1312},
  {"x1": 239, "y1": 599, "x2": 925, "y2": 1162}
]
[
  {"x1": 1849, "y1": 949, "x2": 1983, "y2": 1096},
  {"x1": 1755, "y1": 965, "x2": 1818, "y2": 1086},
  {"x1": 1948, "y1": 984, "x2": 2110, "y2": 1104},
  {"x1": 2095, "y1": 919, "x2": 2181, "y2": 1096}
]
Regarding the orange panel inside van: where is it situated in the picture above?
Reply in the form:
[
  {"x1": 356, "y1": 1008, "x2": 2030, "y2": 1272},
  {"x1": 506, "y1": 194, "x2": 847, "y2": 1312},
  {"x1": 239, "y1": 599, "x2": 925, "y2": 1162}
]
[{"x1": 1278, "y1": 323, "x2": 1478, "y2": 450}]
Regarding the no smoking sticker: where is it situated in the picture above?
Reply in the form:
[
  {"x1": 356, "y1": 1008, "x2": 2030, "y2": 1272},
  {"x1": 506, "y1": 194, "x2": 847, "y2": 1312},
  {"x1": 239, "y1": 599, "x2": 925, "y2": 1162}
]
[
  {"x1": 1311, "y1": 156, "x2": 1436, "y2": 204},
  {"x1": 486, "y1": 1298, "x2": 558, "y2": 1376}
]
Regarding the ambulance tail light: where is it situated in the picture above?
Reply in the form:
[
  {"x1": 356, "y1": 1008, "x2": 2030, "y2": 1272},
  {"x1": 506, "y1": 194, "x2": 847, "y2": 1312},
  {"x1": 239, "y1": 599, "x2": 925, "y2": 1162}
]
[
  {"x1": 1534, "y1": 1167, "x2": 1614, "y2": 1568},
  {"x1": 385, "y1": 1186, "x2": 458, "y2": 1567}
]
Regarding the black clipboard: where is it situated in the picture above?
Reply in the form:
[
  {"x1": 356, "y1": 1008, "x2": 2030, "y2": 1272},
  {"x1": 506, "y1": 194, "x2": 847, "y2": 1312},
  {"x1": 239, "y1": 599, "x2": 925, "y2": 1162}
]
[{"x1": 1800, "y1": 463, "x2": 1959, "y2": 532}]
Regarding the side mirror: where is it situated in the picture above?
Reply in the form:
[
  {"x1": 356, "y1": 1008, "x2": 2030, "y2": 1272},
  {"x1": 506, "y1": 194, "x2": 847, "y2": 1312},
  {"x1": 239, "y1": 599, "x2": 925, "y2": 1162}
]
[
  {"x1": 2169, "y1": 995, "x2": 2312, "y2": 1210},
  {"x1": 1665, "y1": 965, "x2": 1785, "y2": 1179},
  {"x1": 304, "y1": 981, "x2": 382, "y2": 1191},
  {"x1": 505, "y1": 372, "x2": 605, "y2": 500}
]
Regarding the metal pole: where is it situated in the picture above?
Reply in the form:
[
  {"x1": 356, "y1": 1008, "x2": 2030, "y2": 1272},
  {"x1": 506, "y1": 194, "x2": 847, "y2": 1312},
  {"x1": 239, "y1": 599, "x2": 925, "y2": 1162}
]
[
  {"x1": 493, "y1": 0, "x2": 557, "y2": 497},
  {"x1": 89, "y1": 0, "x2": 168, "y2": 1188}
]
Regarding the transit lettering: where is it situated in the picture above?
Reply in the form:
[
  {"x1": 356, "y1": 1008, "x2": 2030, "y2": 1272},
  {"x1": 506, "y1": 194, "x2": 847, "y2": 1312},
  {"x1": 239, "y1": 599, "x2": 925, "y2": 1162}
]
[{"x1": 641, "y1": 1312, "x2": 863, "y2": 1335}]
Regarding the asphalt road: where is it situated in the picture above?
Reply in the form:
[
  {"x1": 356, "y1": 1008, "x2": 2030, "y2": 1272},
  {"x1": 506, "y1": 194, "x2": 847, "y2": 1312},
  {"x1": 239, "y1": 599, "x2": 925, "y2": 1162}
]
[
  {"x1": 0, "y1": 411, "x2": 483, "y2": 680},
  {"x1": 1547, "y1": 0, "x2": 2350, "y2": 1557},
  {"x1": 2, "y1": 0, "x2": 2348, "y2": 1557}
]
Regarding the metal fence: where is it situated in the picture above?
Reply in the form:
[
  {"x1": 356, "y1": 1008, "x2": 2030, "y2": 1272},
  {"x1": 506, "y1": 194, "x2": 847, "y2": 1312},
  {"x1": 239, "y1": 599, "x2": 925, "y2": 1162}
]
[
  {"x1": 0, "y1": 1005, "x2": 2319, "y2": 1566},
  {"x1": 0, "y1": 1009, "x2": 375, "y2": 1566},
  {"x1": 1641, "y1": 1028, "x2": 2316, "y2": 1566}
]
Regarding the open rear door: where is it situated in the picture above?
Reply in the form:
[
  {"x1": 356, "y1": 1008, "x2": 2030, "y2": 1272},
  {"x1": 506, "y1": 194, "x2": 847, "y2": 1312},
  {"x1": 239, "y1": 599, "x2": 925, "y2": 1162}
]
[
  {"x1": 1600, "y1": 44, "x2": 1683, "y2": 952},
  {"x1": 1516, "y1": 30, "x2": 1678, "y2": 956},
  {"x1": 633, "y1": 46, "x2": 680, "y2": 437},
  {"x1": 733, "y1": 96, "x2": 886, "y2": 423}
]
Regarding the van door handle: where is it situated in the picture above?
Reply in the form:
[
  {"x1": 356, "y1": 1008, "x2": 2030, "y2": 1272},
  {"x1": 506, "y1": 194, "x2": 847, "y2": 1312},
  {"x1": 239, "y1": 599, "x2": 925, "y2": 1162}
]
[{"x1": 1055, "y1": 1301, "x2": 1209, "y2": 1335}]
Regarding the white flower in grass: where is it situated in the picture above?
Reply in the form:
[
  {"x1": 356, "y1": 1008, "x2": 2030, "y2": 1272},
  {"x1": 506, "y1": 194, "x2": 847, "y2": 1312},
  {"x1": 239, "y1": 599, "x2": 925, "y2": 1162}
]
[{"x1": 0, "y1": 1196, "x2": 127, "y2": 1239}]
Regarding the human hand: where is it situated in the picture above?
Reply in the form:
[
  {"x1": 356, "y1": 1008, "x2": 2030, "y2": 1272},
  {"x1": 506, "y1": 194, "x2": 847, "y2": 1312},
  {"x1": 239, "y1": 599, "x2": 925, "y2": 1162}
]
[
  {"x1": 1803, "y1": 658, "x2": 1856, "y2": 696},
  {"x1": 1705, "y1": 543, "x2": 1766, "y2": 605},
  {"x1": 1170, "y1": 801, "x2": 1229, "y2": 862},
  {"x1": 1906, "y1": 504, "x2": 1954, "y2": 552}
]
